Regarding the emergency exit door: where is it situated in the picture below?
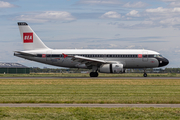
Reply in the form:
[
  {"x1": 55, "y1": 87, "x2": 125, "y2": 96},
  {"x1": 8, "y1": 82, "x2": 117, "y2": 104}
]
[{"x1": 142, "y1": 51, "x2": 148, "y2": 62}]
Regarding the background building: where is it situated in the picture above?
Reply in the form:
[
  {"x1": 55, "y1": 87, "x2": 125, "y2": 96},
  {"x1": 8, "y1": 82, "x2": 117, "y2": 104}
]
[{"x1": 0, "y1": 63, "x2": 30, "y2": 74}]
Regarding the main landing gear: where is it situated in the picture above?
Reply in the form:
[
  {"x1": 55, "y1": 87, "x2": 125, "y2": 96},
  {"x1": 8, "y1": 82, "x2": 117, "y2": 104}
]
[
  {"x1": 90, "y1": 72, "x2": 99, "y2": 77},
  {"x1": 143, "y1": 69, "x2": 147, "y2": 77},
  {"x1": 90, "y1": 66, "x2": 99, "y2": 77}
]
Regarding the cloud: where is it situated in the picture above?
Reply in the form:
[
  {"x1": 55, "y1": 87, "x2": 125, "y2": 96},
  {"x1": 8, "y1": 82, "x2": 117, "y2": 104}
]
[
  {"x1": 100, "y1": 11, "x2": 121, "y2": 19},
  {"x1": 77, "y1": 0, "x2": 122, "y2": 5},
  {"x1": 144, "y1": 7, "x2": 180, "y2": 27},
  {"x1": 103, "y1": 6, "x2": 180, "y2": 29},
  {"x1": 16, "y1": 11, "x2": 76, "y2": 23},
  {"x1": 160, "y1": 17, "x2": 180, "y2": 26},
  {"x1": 126, "y1": 10, "x2": 140, "y2": 17},
  {"x1": 109, "y1": 44, "x2": 118, "y2": 48},
  {"x1": 0, "y1": 1, "x2": 15, "y2": 8},
  {"x1": 146, "y1": 7, "x2": 180, "y2": 13},
  {"x1": 160, "y1": 0, "x2": 178, "y2": 1},
  {"x1": 146, "y1": 7, "x2": 168, "y2": 13},
  {"x1": 115, "y1": 21, "x2": 157, "y2": 29},
  {"x1": 169, "y1": 2, "x2": 180, "y2": 7},
  {"x1": 123, "y1": 1, "x2": 147, "y2": 8}
]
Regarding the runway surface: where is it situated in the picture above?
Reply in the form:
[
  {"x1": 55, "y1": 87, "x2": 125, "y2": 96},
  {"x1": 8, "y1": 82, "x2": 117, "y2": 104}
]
[
  {"x1": 0, "y1": 77, "x2": 180, "y2": 79},
  {"x1": 0, "y1": 104, "x2": 180, "y2": 108}
]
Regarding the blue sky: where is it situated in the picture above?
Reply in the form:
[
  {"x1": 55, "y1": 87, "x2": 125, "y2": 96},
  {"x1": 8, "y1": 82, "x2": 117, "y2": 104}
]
[{"x1": 0, "y1": 0, "x2": 180, "y2": 68}]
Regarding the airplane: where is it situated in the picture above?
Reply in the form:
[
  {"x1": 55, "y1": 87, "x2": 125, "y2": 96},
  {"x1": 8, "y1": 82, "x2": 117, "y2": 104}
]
[{"x1": 14, "y1": 22, "x2": 169, "y2": 77}]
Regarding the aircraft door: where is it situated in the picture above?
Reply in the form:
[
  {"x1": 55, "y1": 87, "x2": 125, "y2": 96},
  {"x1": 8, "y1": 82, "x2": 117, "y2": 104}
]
[
  {"x1": 103, "y1": 54, "x2": 107, "y2": 61},
  {"x1": 46, "y1": 50, "x2": 52, "y2": 61},
  {"x1": 142, "y1": 51, "x2": 148, "y2": 62}
]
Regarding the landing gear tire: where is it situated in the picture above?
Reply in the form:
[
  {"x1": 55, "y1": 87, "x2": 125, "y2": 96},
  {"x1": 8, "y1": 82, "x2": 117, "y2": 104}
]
[
  {"x1": 90, "y1": 72, "x2": 98, "y2": 77},
  {"x1": 143, "y1": 73, "x2": 147, "y2": 77}
]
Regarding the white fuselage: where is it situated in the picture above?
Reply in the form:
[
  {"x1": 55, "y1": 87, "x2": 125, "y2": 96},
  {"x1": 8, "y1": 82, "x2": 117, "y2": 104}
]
[
  {"x1": 15, "y1": 22, "x2": 169, "y2": 77},
  {"x1": 15, "y1": 49, "x2": 161, "y2": 69}
]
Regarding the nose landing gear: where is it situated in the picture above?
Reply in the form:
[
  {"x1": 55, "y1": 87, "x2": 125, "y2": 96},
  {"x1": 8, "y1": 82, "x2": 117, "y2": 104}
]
[
  {"x1": 143, "y1": 73, "x2": 147, "y2": 77},
  {"x1": 143, "y1": 69, "x2": 147, "y2": 77}
]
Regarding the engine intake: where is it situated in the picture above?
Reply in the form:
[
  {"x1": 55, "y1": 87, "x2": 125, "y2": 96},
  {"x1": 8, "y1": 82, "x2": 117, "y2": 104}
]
[{"x1": 98, "y1": 64, "x2": 123, "y2": 73}]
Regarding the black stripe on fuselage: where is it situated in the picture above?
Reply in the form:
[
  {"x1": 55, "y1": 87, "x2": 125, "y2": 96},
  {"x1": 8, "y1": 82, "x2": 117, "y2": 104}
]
[{"x1": 36, "y1": 54, "x2": 156, "y2": 58}]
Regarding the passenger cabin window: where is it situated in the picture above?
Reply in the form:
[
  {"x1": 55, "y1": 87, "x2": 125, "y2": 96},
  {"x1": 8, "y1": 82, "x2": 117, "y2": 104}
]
[
  {"x1": 36, "y1": 54, "x2": 143, "y2": 58},
  {"x1": 52, "y1": 55, "x2": 60, "y2": 57},
  {"x1": 143, "y1": 55, "x2": 148, "y2": 57},
  {"x1": 37, "y1": 54, "x2": 42, "y2": 57},
  {"x1": 148, "y1": 55, "x2": 154, "y2": 58}
]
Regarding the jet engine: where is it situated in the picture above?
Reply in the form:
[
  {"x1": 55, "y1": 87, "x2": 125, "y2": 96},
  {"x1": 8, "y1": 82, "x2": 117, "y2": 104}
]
[{"x1": 98, "y1": 64, "x2": 123, "y2": 73}]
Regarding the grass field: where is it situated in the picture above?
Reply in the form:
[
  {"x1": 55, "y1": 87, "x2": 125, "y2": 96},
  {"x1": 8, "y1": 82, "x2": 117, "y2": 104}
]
[
  {"x1": 0, "y1": 107, "x2": 180, "y2": 120},
  {"x1": 0, "y1": 78, "x2": 180, "y2": 103},
  {"x1": 1, "y1": 78, "x2": 180, "y2": 119},
  {"x1": 0, "y1": 73, "x2": 179, "y2": 77}
]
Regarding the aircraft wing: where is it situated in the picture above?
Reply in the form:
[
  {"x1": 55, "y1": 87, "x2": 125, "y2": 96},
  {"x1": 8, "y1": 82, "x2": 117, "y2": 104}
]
[{"x1": 69, "y1": 55, "x2": 110, "y2": 67}]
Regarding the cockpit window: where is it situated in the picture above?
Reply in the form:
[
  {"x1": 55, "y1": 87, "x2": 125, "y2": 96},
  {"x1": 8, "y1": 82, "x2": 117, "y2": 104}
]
[{"x1": 154, "y1": 54, "x2": 163, "y2": 58}]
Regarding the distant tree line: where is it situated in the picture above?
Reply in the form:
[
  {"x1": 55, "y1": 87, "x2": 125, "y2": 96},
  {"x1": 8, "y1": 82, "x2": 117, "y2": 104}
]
[
  {"x1": 164, "y1": 68, "x2": 180, "y2": 73},
  {"x1": 30, "y1": 67, "x2": 180, "y2": 73},
  {"x1": 30, "y1": 67, "x2": 89, "y2": 73}
]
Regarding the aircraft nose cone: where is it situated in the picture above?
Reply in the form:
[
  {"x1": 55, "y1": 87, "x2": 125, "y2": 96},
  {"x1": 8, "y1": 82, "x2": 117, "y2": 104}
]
[
  {"x1": 163, "y1": 58, "x2": 169, "y2": 66},
  {"x1": 159, "y1": 58, "x2": 169, "y2": 67}
]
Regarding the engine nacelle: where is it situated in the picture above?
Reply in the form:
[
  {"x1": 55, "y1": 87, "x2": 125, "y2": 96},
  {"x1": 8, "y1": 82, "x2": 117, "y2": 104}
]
[{"x1": 98, "y1": 64, "x2": 123, "y2": 73}]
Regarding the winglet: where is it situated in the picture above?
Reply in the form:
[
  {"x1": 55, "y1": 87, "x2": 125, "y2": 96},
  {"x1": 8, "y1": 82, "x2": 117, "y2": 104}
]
[{"x1": 62, "y1": 53, "x2": 68, "y2": 58}]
